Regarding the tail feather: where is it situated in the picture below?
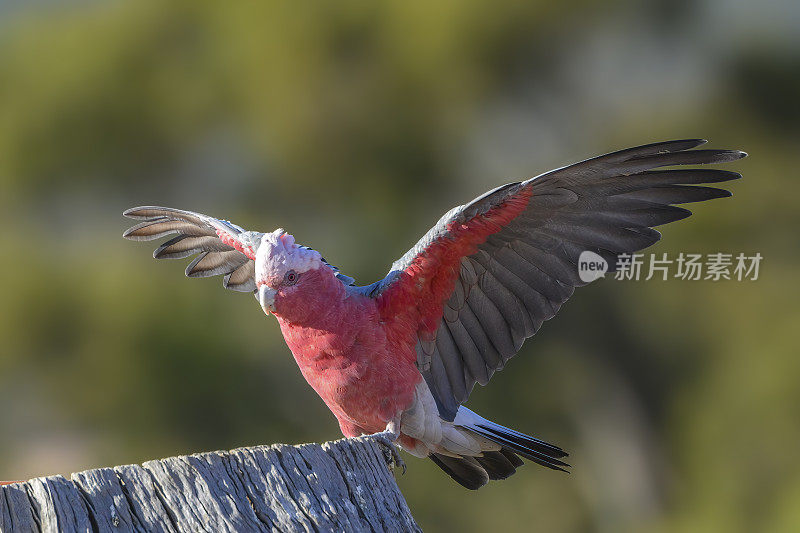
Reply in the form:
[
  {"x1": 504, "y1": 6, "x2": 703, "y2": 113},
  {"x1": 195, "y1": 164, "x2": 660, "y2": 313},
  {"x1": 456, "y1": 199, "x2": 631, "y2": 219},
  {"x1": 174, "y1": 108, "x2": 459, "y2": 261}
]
[
  {"x1": 474, "y1": 450, "x2": 518, "y2": 480},
  {"x1": 429, "y1": 443, "x2": 558, "y2": 489},
  {"x1": 470, "y1": 424, "x2": 570, "y2": 472},
  {"x1": 474, "y1": 422, "x2": 568, "y2": 458},
  {"x1": 500, "y1": 448, "x2": 524, "y2": 468},
  {"x1": 431, "y1": 408, "x2": 570, "y2": 489},
  {"x1": 429, "y1": 454, "x2": 489, "y2": 490}
]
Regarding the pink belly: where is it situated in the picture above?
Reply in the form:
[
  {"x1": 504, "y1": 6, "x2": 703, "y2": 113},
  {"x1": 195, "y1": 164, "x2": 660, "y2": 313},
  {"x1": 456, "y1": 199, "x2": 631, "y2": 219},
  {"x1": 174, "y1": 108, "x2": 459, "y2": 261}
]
[
  {"x1": 276, "y1": 298, "x2": 422, "y2": 438},
  {"x1": 295, "y1": 349, "x2": 421, "y2": 436}
]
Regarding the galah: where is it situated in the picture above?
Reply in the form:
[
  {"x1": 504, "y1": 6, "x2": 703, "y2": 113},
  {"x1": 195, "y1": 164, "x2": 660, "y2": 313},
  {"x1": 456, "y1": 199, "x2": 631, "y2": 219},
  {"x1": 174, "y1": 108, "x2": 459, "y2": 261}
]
[{"x1": 123, "y1": 140, "x2": 745, "y2": 489}]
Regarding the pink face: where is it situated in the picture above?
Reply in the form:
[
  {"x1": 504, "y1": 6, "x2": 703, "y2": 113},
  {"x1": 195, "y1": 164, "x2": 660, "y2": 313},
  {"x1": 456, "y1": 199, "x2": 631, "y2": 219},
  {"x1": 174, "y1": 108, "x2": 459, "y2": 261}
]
[
  {"x1": 257, "y1": 266, "x2": 340, "y2": 326},
  {"x1": 256, "y1": 267, "x2": 303, "y2": 314},
  {"x1": 254, "y1": 229, "x2": 326, "y2": 319}
]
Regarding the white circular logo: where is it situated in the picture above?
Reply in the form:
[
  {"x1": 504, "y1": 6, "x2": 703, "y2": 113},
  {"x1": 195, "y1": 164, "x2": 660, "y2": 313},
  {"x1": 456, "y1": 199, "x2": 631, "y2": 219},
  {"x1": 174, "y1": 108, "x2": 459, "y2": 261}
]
[{"x1": 578, "y1": 251, "x2": 608, "y2": 283}]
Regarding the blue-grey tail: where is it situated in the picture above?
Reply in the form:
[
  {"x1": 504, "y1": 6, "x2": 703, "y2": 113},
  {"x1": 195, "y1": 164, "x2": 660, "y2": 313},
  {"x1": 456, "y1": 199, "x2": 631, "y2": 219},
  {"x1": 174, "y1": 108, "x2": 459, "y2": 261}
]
[
  {"x1": 470, "y1": 421, "x2": 569, "y2": 472},
  {"x1": 429, "y1": 413, "x2": 569, "y2": 490}
]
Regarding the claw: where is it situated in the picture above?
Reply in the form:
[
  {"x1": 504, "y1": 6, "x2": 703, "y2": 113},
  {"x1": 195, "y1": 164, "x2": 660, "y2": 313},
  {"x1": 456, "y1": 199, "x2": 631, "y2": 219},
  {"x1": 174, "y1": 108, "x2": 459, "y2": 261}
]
[
  {"x1": 374, "y1": 435, "x2": 406, "y2": 475},
  {"x1": 361, "y1": 425, "x2": 406, "y2": 475}
]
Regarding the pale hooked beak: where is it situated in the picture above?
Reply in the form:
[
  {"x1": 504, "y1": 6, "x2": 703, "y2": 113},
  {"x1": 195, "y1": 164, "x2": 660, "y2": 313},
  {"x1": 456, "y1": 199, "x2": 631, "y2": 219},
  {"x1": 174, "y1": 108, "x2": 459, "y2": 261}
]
[{"x1": 258, "y1": 285, "x2": 277, "y2": 314}]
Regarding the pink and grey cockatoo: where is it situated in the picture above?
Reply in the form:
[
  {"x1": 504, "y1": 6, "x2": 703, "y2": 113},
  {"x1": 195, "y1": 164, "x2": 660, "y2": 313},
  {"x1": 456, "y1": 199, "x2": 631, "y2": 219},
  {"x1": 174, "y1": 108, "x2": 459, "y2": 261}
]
[{"x1": 124, "y1": 140, "x2": 745, "y2": 489}]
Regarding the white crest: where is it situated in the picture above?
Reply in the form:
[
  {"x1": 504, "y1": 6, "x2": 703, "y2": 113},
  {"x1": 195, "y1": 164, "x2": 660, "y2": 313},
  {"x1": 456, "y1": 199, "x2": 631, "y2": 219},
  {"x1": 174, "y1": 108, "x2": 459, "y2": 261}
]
[{"x1": 255, "y1": 229, "x2": 323, "y2": 282}]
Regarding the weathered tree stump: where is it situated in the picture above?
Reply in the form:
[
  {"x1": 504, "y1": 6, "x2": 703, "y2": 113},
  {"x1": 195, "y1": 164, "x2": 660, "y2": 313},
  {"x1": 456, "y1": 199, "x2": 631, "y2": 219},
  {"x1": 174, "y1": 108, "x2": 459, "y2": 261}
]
[{"x1": 0, "y1": 436, "x2": 420, "y2": 532}]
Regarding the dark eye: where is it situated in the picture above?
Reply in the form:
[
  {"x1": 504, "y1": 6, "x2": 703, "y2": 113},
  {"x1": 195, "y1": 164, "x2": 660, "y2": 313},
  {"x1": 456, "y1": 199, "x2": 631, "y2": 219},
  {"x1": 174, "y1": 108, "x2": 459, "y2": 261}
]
[{"x1": 284, "y1": 270, "x2": 299, "y2": 285}]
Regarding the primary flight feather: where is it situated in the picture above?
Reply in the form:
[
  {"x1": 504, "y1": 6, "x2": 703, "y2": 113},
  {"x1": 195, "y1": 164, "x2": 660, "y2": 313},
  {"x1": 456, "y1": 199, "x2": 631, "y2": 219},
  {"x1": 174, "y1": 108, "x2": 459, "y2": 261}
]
[{"x1": 124, "y1": 139, "x2": 745, "y2": 489}]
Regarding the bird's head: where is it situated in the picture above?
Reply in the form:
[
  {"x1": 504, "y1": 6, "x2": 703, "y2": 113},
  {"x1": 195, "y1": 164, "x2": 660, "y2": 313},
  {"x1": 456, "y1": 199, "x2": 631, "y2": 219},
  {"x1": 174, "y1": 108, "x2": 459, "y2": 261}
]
[{"x1": 254, "y1": 229, "x2": 339, "y2": 321}]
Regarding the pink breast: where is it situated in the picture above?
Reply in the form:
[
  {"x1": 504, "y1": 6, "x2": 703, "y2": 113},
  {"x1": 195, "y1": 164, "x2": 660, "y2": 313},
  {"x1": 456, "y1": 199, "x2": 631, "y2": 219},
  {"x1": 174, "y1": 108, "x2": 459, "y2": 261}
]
[{"x1": 278, "y1": 296, "x2": 421, "y2": 435}]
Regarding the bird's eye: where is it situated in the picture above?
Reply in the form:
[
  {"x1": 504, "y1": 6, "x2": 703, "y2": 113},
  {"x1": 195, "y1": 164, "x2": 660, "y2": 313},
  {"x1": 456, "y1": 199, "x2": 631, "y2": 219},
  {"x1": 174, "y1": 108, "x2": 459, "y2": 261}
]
[{"x1": 284, "y1": 270, "x2": 299, "y2": 285}]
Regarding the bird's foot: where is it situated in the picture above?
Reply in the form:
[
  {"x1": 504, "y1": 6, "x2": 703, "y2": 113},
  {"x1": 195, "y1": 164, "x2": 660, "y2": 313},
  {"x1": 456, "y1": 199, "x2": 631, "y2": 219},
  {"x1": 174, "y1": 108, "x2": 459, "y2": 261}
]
[{"x1": 364, "y1": 428, "x2": 406, "y2": 475}]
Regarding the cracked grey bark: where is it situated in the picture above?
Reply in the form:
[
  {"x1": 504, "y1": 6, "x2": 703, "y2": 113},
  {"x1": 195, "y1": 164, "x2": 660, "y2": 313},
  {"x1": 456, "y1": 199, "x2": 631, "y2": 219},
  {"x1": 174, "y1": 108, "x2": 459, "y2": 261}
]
[{"x1": 0, "y1": 437, "x2": 420, "y2": 532}]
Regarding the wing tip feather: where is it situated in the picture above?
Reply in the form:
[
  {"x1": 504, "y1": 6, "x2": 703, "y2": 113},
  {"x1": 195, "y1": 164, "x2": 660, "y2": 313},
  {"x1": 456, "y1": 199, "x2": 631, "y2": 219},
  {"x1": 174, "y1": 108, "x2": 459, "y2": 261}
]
[
  {"x1": 672, "y1": 138, "x2": 707, "y2": 149},
  {"x1": 715, "y1": 149, "x2": 748, "y2": 162},
  {"x1": 184, "y1": 252, "x2": 207, "y2": 278},
  {"x1": 123, "y1": 206, "x2": 167, "y2": 220},
  {"x1": 122, "y1": 219, "x2": 169, "y2": 241}
]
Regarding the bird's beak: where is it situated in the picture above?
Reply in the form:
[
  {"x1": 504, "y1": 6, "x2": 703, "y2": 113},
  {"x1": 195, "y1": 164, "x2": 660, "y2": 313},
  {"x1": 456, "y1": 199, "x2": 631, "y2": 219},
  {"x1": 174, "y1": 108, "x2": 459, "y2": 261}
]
[{"x1": 258, "y1": 285, "x2": 277, "y2": 315}]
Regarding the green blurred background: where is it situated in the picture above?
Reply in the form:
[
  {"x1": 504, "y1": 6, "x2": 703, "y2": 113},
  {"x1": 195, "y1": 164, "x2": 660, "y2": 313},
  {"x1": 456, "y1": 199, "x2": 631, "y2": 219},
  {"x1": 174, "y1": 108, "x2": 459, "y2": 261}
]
[{"x1": 0, "y1": 1, "x2": 798, "y2": 531}]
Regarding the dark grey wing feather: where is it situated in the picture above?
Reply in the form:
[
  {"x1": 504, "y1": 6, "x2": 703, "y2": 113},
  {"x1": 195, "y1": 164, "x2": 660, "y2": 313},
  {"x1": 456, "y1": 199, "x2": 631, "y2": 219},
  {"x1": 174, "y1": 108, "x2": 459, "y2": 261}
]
[
  {"x1": 123, "y1": 206, "x2": 262, "y2": 293},
  {"x1": 372, "y1": 140, "x2": 745, "y2": 419}
]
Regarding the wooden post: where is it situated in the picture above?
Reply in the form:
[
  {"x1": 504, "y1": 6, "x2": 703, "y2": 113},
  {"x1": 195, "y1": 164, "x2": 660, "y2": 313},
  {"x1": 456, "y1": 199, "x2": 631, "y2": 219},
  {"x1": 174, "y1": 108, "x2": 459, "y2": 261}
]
[{"x1": 0, "y1": 437, "x2": 420, "y2": 532}]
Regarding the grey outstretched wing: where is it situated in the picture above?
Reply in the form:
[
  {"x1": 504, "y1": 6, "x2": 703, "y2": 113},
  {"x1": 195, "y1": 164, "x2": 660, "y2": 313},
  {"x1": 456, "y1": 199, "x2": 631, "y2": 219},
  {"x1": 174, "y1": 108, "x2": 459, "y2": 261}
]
[
  {"x1": 123, "y1": 206, "x2": 262, "y2": 292},
  {"x1": 372, "y1": 140, "x2": 746, "y2": 420}
]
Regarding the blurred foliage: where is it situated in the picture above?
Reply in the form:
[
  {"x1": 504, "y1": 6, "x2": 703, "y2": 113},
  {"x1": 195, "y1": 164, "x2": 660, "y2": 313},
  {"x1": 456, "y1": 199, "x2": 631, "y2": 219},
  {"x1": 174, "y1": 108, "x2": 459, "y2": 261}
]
[{"x1": 0, "y1": 1, "x2": 798, "y2": 531}]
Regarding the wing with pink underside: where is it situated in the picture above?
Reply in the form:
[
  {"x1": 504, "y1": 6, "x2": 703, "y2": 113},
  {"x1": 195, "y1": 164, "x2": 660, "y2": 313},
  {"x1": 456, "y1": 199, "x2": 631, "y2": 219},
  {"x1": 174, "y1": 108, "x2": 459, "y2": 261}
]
[
  {"x1": 123, "y1": 206, "x2": 262, "y2": 292},
  {"x1": 374, "y1": 140, "x2": 745, "y2": 420}
]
